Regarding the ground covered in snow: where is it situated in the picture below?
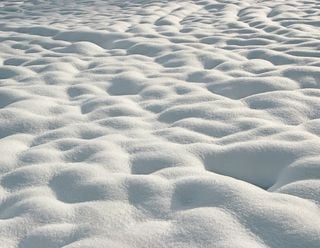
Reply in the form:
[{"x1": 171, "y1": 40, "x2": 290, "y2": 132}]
[{"x1": 0, "y1": 0, "x2": 320, "y2": 247}]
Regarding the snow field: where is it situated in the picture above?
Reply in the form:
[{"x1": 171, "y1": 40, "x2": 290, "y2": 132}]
[{"x1": 0, "y1": 0, "x2": 320, "y2": 247}]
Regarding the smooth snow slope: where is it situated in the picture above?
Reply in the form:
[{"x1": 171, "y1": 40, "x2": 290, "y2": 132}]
[{"x1": 0, "y1": 0, "x2": 320, "y2": 247}]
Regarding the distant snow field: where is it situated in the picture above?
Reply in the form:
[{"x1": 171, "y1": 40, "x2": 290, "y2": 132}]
[{"x1": 0, "y1": 0, "x2": 320, "y2": 247}]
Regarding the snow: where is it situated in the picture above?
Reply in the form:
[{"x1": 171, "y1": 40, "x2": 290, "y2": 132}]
[{"x1": 0, "y1": 0, "x2": 320, "y2": 247}]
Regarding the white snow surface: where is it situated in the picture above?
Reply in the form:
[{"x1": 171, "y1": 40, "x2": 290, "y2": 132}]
[{"x1": 0, "y1": 0, "x2": 320, "y2": 247}]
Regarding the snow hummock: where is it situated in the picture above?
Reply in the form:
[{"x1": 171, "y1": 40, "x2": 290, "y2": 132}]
[{"x1": 0, "y1": 0, "x2": 320, "y2": 247}]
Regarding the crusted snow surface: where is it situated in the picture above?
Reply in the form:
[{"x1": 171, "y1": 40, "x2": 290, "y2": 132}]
[{"x1": 0, "y1": 0, "x2": 320, "y2": 247}]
